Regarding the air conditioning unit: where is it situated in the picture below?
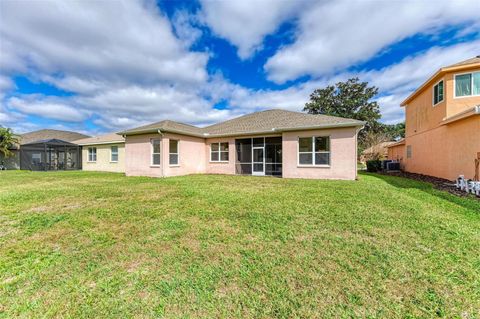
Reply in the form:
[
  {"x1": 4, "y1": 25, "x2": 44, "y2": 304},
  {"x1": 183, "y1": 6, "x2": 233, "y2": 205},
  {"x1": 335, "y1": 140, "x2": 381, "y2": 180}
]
[{"x1": 387, "y1": 162, "x2": 401, "y2": 171}]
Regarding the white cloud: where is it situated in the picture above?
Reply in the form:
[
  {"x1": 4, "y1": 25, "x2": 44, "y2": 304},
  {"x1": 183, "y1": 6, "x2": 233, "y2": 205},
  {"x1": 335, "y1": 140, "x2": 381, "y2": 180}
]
[
  {"x1": 199, "y1": 0, "x2": 304, "y2": 59},
  {"x1": 211, "y1": 40, "x2": 480, "y2": 125},
  {"x1": 363, "y1": 40, "x2": 480, "y2": 94},
  {"x1": 265, "y1": 0, "x2": 480, "y2": 83},
  {"x1": 0, "y1": 0, "x2": 478, "y2": 135},
  {"x1": 172, "y1": 10, "x2": 203, "y2": 49},
  {"x1": 0, "y1": 0, "x2": 208, "y2": 84},
  {"x1": 7, "y1": 96, "x2": 88, "y2": 122}
]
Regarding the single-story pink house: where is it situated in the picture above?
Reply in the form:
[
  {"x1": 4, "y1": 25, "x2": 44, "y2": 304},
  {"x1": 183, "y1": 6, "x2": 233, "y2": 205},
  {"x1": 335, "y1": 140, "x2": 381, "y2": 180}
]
[{"x1": 119, "y1": 109, "x2": 364, "y2": 180}]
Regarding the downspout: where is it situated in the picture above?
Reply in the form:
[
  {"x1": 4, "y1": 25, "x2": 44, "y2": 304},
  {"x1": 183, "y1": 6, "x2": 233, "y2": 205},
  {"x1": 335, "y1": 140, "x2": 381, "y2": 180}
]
[{"x1": 157, "y1": 129, "x2": 164, "y2": 177}]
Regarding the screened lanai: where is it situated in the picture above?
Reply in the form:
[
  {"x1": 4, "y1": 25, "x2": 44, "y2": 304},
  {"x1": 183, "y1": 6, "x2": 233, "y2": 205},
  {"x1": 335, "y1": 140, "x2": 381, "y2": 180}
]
[{"x1": 20, "y1": 139, "x2": 81, "y2": 171}]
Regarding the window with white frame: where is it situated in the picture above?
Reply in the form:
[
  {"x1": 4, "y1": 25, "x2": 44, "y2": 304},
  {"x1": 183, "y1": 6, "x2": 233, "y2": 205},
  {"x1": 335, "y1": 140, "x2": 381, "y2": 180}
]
[
  {"x1": 210, "y1": 142, "x2": 229, "y2": 162},
  {"x1": 298, "y1": 136, "x2": 330, "y2": 166},
  {"x1": 455, "y1": 72, "x2": 480, "y2": 97},
  {"x1": 169, "y1": 139, "x2": 179, "y2": 165},
  {"x1": 433, "y1": 80, "x2": 444, "y2": 105},
  {"x1": 110, "y1": 145, "x2": 118, "y2": 162},
  {"x1": 88, "y1": 147, "x2": 97, "y2": 162},
  {"x1": 151, "y1": 139, "x2": 160, "y2": 166}
]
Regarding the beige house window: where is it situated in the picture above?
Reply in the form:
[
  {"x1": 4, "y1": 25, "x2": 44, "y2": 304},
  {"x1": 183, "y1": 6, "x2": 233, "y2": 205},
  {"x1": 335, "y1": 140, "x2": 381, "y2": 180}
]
[
  {"x1": 110, "y1": 146, "x2": 118, "y2": 162},
  {"x1": 88, "y1": 147, "x2": 97, "y2": 162}
]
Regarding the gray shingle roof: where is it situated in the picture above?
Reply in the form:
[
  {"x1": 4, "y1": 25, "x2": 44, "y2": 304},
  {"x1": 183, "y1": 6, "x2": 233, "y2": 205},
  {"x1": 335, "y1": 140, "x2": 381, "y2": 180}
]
[
  {"x1": 19, "y1": 129, "x2": 90, "y2": 145},
  {"x1": 120, "y1": 109, "x2": 365, "y2": 137}
]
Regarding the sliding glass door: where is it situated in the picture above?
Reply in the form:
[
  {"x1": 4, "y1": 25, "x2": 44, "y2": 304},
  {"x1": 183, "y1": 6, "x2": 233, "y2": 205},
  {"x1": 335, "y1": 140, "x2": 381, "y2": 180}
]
[
  {"x1": 252, "y1": 147, "x2": 264, "y2": 176},
  {"x1": 235, "y1": 137, "x2": 282, "y2": 176}
]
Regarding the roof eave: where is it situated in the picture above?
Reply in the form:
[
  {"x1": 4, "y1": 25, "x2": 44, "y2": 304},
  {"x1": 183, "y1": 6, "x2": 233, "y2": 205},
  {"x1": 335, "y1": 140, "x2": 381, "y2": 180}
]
[
  {"x1": 76, "y1": 140, "x2": 125, "y2": 146},
  {"x1": 204, "y1": 122, "x2": 366, "y2": 138},
  {"x1": 121, "y1": 121, "x2": 365, "y2": 138},
  {"x1": 120, "y1": 128, "x2": 205, "y2": 138},
  {"x1": 440, "y1": 105, "x2": 480, "y2": 125}
]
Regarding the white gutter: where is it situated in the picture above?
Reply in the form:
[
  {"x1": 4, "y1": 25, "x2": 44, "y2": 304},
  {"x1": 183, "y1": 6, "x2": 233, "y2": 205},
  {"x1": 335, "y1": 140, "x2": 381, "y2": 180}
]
[
  {"x1": 354, "y1": 125, "x2": 365, "y2": 180},
  {"x1": 76, "y1": 140, "x2": 125, "y2": 146},
  {"x1": 157, "y1": 129, "x2": 165, "y2": 177}
]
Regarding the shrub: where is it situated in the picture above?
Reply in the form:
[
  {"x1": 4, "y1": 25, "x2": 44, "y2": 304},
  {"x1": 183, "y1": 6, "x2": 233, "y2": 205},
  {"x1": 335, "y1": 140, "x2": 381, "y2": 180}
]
[{"x1": 366, "y1": 160, "x2": 382, "y2": 172}]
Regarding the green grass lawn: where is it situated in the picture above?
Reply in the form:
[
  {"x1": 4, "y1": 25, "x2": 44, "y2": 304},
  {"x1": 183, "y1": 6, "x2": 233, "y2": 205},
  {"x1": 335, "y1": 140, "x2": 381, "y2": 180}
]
[{"x1": 1, "y1": 171, "x2": 479, "y2": 318}]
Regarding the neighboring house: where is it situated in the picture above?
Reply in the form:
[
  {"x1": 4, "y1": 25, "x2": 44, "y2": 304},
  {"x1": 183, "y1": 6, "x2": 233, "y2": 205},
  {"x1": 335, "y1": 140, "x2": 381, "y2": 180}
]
[
  {"x1": 1, "y1": 129, "x2": 89, "y2": 170},
  {"x1": 119, "y1": 109, "x2": 365, "y2": 180},
  {"x1": 387, "y1": 139, "x2": 406, "y2": 170},
  {"x1": 74, "y1": 133, "x2": 125, "y2": 173},
  {"x1": 360, "y1": 141, "x2": 396, "y2": 162},
  {"x1": 388, "y1": 56, "x2": 480, "y2": 180}
]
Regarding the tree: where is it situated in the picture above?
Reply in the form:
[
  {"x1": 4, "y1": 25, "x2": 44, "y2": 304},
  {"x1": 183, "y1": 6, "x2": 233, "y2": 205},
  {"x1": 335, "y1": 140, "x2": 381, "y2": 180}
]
[
  {"x1": 380, "y1": 122, "x2": 405, "y2": 140},
  {"x1": 361, "y1": 130, "x2": 391, "y2": 161},
  {"x1": 0, "y1": 127, "x2": 19, "y2": 158},
  {"x1": 304, "y1": 78, "x2": 381, "y2": 131}
]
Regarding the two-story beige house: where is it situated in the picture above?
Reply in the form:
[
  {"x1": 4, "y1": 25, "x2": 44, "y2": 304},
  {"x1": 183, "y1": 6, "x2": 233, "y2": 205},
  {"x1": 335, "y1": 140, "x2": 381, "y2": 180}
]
[{"x1": 388, "y1": 56, "x2": 480, "y2": 181}]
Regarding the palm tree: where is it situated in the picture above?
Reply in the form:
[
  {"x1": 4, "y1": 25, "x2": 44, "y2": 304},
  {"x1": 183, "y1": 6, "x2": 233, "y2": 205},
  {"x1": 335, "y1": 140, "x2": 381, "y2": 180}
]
[{"x1": 0, "y1": 127, "x2": 19, "y2": 158}]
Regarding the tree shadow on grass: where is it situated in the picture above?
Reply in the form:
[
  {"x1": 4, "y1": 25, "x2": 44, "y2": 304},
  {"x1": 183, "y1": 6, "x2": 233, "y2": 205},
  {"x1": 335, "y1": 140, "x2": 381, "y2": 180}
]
[{"x1": 360, "y1": 171, "x2": 480, "y2": 214}]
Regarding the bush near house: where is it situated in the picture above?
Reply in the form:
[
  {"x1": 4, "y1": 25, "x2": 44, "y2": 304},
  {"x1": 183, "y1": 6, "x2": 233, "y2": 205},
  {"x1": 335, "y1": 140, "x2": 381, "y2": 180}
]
[
  {"x1": 366, "y1": 159, "x2": 382, "y2": 172},
  {"x1": 1, "y1": 171, "x2": 479, "y2": 318}
]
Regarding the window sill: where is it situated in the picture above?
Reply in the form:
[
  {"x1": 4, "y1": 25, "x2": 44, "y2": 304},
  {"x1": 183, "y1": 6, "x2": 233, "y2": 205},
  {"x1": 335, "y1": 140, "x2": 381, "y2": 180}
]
[
  {"x1": 169, "y1": 164, "x2": 180, "y2": 167},
  {"x1": 209, "y1": 161, "x2": 229, "y2": 164},
  {"x1": 454, "y1": 94, "x2": 480, "y2": 99},
  {"x1": 150, "y1": 165, "x2": 161, "y2": 168},
  {"x1": 110, "y1": 161, "x2": 118, "y2": 163},
  {"x1": 87, "y1": 161, "x2": 96, "y2": 163},
  {"x1": 297, "y1": 164, "x2": 331, "y2": 168}
]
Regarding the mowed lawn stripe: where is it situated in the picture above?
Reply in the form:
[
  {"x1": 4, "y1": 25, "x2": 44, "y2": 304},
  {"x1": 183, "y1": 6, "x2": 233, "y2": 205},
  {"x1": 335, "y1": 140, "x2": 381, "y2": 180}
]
[{"x1": 0, "y1": 171, "x2": 479, "y2": 318}]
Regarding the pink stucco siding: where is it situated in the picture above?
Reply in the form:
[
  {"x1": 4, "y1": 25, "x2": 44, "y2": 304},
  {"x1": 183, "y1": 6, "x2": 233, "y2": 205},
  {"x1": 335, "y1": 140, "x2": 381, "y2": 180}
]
[
  {"x1": 162, "y1": 133, "x2": 206, "y2": 177},
  {"x1": 125, "y1": 133, "x2": 205, "y2": 177},
  {"x1": 205, "y1": 137, "x2": 235, "y2": 175},
  {"x1": 125, "y1": 128, "x2": 359, "y2": 180},
  {"x1": 282, "y1": 128, "x2": 359, "y2": 180}
]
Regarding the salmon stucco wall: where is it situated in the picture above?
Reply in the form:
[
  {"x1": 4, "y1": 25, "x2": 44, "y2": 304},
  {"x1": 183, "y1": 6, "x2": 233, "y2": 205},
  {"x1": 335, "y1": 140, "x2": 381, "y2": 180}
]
[
  {"x1": 282, "y1": 127, "x2": 359, "y2": 180},
  {"x1": 125, "y1": 133, "x2": 206, "y2": 177},
  {"x1": 402, "y1": 65, "x2": 480, "y2": 181},
  {"x1": 404, "y1": 116, "x2": 479, "y2": 180},
  {"x1": 82, "y1": 143, "x2": 125, "y2": 173}
]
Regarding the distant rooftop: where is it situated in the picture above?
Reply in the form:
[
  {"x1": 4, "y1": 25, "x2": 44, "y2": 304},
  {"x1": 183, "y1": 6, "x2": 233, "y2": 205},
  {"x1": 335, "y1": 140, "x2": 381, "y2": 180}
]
[
  {"x1": 74, "y1": 133, "x2": 125, "y2": 145},
  {"x1": 19, "y1": 129, "x2": 90, "y2": 145}
]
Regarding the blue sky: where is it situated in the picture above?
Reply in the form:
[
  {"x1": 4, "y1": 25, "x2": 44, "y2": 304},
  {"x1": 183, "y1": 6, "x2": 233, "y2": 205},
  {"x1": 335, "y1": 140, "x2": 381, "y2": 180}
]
[{"x1": 0, "y1": 0, "x2": 479, "y2": 135}]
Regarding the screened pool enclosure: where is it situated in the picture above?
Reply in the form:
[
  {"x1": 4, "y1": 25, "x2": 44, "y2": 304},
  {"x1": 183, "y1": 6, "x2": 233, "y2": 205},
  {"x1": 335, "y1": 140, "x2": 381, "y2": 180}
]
[{"x1": 20, "y1": 139, "x2": 81, "y2": 171}]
